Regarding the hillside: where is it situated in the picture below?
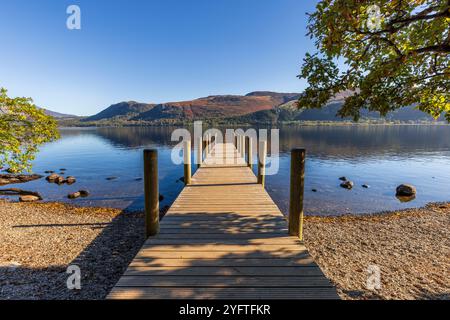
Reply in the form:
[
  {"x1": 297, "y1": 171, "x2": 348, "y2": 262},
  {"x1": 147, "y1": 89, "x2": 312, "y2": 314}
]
[
  {"x1": 40, "y1": 108, "x2": 77, "y2": 119},
  {"x1": 133, "y1": 93, "x2": 298, "y2": 121},
  {"x1": 80, "y1": 92, "x2": 300, "y2": 124},
  {"x1": 67, "y1": 91, "x2": 443, "y2": 126},
  {"x1": 82, "y1": 101, "x2": 155, "y2": 122}
]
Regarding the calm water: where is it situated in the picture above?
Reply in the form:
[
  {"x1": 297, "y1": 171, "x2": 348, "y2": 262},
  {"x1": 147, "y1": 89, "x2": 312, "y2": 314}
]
[{"x1": 6, "y1": 125, "x2": 450, "y2": 216}]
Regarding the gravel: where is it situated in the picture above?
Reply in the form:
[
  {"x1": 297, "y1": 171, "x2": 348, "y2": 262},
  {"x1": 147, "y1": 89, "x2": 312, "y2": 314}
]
[
  {"x1": 1, "y1": 199, "x2": 448, "y2": 300},
  {"x1": 304, "y1": 202, "x2": 450, "y2": 300},
  {"x1": 0, "y1": 200, "x2": 145, "y2": 299}
]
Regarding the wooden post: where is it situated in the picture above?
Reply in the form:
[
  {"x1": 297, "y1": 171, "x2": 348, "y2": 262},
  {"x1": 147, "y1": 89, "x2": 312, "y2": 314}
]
[
  {"x1": 143, "y1": 149, "x2": 159, "y2": 237},
  {"x1": 246, "y1": 137, "x2": 252, "y2": 168},
  {"x1": 241, "y1": 136, "x2": 245, "y2": 160},
  {"x1": 197, "y1": 137, "x2": 202, "y2": 168},
  {"x1": 257, "y1": 141, "x2": 267, "y2": 187},
  {"x1": 184, "y1": 140, "x2": 191, "y2": 185},
  {"x1": 289, "y1": 148, "x2": 306, "y2": 240}
]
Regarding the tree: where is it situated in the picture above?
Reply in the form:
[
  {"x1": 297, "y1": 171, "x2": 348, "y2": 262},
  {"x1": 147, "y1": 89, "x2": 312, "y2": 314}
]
[
  {"x1": 298, "y1": 0, "x2": 450, "y2": 121},
  {"x1": 0, "y1": 88, "x2": 60, "y2": 173}
]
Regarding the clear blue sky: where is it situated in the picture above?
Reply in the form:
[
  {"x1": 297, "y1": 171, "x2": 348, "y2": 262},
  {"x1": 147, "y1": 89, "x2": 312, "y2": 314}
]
[{"x1": 0, "y1": 0, "x2": 317, "y2": 116}]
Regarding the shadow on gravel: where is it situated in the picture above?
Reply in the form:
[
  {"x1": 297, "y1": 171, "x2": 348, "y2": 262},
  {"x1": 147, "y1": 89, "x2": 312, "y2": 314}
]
[{"x1": 0, "y1": 210, "x2": 145, "y2": 300}]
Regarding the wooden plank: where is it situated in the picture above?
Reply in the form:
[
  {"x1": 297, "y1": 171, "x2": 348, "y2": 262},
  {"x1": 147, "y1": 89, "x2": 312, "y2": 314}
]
[
  {"x1": 124, "y1": 266, "x2": 325, "y2": 276},
  {"x1": 115, "y1": 276, "x2": 333, "y2": 287},
  {"x1": 135, "y1": 250, "x2": 309, "y2": 259},
  {"x1": 129, "y1": 258, "x2": 317, "y2": 267},
  {"x1": 153, "y1": 233, "x2": 292, "y2": 239},
  {"x1": 143, "y1": 238, "x2": 303, "y2": 245},
  {"x1": 108, "y1": 287, "x2": 340, "y2": 300}
]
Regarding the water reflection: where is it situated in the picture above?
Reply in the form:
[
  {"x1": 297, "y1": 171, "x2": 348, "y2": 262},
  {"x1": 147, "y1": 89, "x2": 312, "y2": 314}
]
[{"x1": 6, "y1": 125, "x2": 450, "y2": 215}]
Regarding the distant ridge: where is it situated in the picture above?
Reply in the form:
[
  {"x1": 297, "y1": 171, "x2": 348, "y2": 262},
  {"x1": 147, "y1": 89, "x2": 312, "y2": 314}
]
[
  {"x1": 71, "y1": 90, "x2": 442, "y2": 125},
  {"x1": 40, "y1": 108, "x2": 77, "y2": 119},
  {"x1": 83, "y1": 101, "x2": 155, "y2": 122},
  {"x1": 83, "y1": 92, "x2": 300, "y2": 123}
]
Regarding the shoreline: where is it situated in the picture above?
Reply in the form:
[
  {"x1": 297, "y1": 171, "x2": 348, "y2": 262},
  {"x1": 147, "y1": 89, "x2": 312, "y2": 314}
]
[
  {"x1": 57, "y1": 121, "x2": 449, "y2": 129},
  {"x1": 0, "y1": 200, "x2": 448, "y2": 299}
]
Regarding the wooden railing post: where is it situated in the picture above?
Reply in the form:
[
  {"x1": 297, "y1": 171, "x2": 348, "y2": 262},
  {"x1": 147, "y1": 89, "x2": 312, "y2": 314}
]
[
  {"x1": 289, "y1": 148, "x2": 306, "y2": 240},
  {"x1": 143, "y1": 149, "x2": 159, "y2": 237},
  {"x1": 257, "y1": 141, "x2": 267, "y2": 187},
  {"x1": 184, "y1": 140, "x2": 191, "y2": 185},
  {"x1": 197, "y1": 137, "x2": 202, "y2": 168},
  {"x1": 205, "y1": 134, "x2": 209, "y2": 155},
  {"x1": 246, "y1": 137, "x2": 252, "y2": 167}
]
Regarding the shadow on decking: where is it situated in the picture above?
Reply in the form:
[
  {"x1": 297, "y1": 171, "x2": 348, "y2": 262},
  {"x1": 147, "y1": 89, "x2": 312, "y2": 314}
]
[{"x1": 1, "y1": 206, "x2": 334, "y2": 299}]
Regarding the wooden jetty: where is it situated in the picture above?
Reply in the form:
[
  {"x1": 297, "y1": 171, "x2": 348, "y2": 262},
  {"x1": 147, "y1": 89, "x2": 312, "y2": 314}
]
[{"x1": 108, "y1": 137, "x2": 338, "y2": 299}]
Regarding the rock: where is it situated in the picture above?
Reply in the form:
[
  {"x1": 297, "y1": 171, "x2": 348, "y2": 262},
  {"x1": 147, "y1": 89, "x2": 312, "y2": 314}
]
[
  {"x1": 55, "y1": 176, "x2": 66, "y2": 184},
  {"x1": 68, "y1": 192, "x2": 81, "y2": 199},
  {"x1": 44, "y1": 170, "x2": 54, "y2": 174},
  {"x1": 0, "y1": 174, "x2": 43, "y2": 185},
  {"x1": 46, "y1": 173, "x2": 60, "y2": 182},
  {"x1": 19, "y1": 195, "x2": 40, "y2": 202},
  {"x1": 339, "y1": 176, "x2": 347, "y2": 181},
  {"x1": 59, "y1": 168, "x2": 67, "y2": 171},
  {"x1": 79, "y1": 190, "x2": 90, "y2": 197},
  {"x1": 135, "y1": 178, "x2": 143, "y2": 181},
  {"x1": 340, "y1": 181, "x2": 354, "y2": 189},
  {"x1": 0, "y1": 188, "x2": 42, "y2": 199},
  {"x1": 396, "y1": 184, "x2": 416, "y2": 197},
  {"x1": 311, "y1": 189, "x2": 318, "y2": 192},
  {"x1": 106, "y1": 177, "x2": 118, "y2": 181},
  {"x1": 362, "y1": 184, "x2": 370, "y2": 189},
  {"x1": 65, "y1": 176, "x2": 76, "y2": 184},
  {"x1": 159, "y1": 194, "x2": 164, "y2": 201}
]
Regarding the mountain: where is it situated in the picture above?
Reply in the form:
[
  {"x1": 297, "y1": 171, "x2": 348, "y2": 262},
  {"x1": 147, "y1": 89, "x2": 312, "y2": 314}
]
[
  {"x1": 224, "y1": 92, "x2": 440, "y2": 124},
  {"x1": 133, "y1": 94, "x2": 296, "y2": 121},
  {"x1": 82, "y1": 92, "x2": 300, "y2": 124},
  {"x1": 40, "y1": 108, "x2": 77, "y2": 118},
  {"x1": 73, "y1": 91, "x2": 442, "y2": 126},
  {"x1": 82, "y1": 101, "x2": 155, "y2": 122}
]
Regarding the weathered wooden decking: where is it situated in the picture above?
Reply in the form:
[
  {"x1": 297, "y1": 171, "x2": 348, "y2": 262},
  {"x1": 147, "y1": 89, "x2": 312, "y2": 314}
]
[{"x1": 108, "y1": 143, "x2": 338, "y2": 299}]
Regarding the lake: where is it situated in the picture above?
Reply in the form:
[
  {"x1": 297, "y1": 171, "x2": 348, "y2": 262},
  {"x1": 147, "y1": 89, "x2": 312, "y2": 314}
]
[{"x1": 7, "y1": 125, "x2": 450, "y2": 216}]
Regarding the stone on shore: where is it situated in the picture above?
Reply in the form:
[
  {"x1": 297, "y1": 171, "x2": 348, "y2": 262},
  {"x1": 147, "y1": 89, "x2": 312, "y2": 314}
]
[
  {"x1": 46, "y1": 173, "x2": 60, "y2": 182},
  {"x1": 79, "y1": 190, "x2": 90, "y2": 197},
  {"x1": 340, "y1": 180, "x2": 354, "y2": 189},
  {"x1": 0, "y1": 174, "x2": 43, "y2": 186},
  {"x1": 396, "y1": 184, "x2": 416, "y2": 197},
  {"x1": 339, "y1": 176, "x2": 347, "y2": 181},
  {"x1": 55, "y1": 176, "x2": 66, "y2": 184},
  {"x1": 68, "y1": 192, "x2": 81, "y2": 199},
  {"x1": 19, "y1": 195, "x2": 41, "y2": 202},
  {"x1": 65, "y1": 176, "x2": 76, "y2": 184}
]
